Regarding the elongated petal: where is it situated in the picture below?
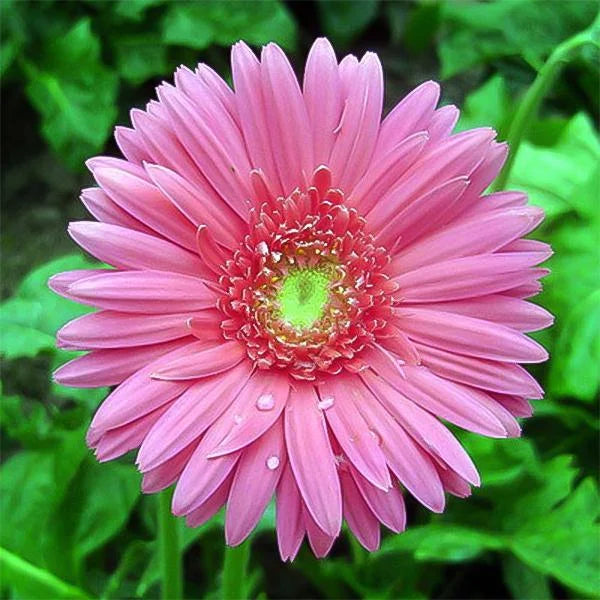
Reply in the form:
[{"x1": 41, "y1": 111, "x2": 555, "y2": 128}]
[
  {"x1": 415, "y1": 342, "x2": 544, "y2": 397},
  {"x1": 57, "y1": 310, "x2": 206, "y2": 350},
  {"x1": 226, "y1": 418, "x2": 286, "y2": 545},
  {"x1": 340, "y1": 470, "x2": 380, "y2": 551},
  {"x1": 276, "y1": 463, "x2": 305, "y2": 562},
  {"x1": 319, "y1": 377, "x2": 391, "y2": 491},
  {"x1": 68, "y1": 221, "x2": 206, "y2": 276},
  {"x1": 303, "y1": 37, "x2": 342, "y2": 166},
  {"x1": 68, "y1": 270, "x2": 218, "y2": 313},
  {"x1": 350, "y1": 467, "x2": 406, "y2": 533},
  {"x1": 352, "y1": 378, "x2": 446, "y2": 512},
  {"x1": 395, "y1": 307, "x2": 548, "y2": 363},
  {"x1": 207, "y1": 371, "x2": 290, "y2": 457},
  {"x1": 137, "y1": 361, "x2": 252, "y2": 471},
  {"x1": 53, "y1": 339, "x2": 187, "y2": 388},
  {"x1": 330, "y1": 52, "x2": 384, "y2": 193},
  {"x1": 92, "y1": 166, "x2": 197, "y2": 250},
  {"x1": 362, "y1": 371, "x2": 480, "y2": 485},
  {"x1": 261, "y1": 43, "x2": 313, "y2": 194},
  {"x1": 284, "y1": 385, "x2": 342, "y2": 537}
]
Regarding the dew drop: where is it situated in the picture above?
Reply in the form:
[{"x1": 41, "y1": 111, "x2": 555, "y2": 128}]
[
  {"x1": 369, "y1": 428, "x2": 382, "y2": 446},
  {"x1": 256, "y1": 393, "x2": 275, "y2": 411},
  {"x1": 317, "y1": 396, "x2": 334, "y2": 410},
  {"x1": 234, "y1": 414, "x2": 243, "y2": 424},
  {"x1": 266, "y1": 455, "x2": 280, "y2": 470},
  {"x1": 256, "y1": 241, "x2": 269, "y2": 255}
]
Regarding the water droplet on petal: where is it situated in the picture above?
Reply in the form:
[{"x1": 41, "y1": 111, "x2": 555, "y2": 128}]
[
  {"x1": 266, "y1": 455, "x2": 280, "y2": 470},
  {"x1": 234, "y1": 414, "x2": 243, "y2": 424},
  {"x1": 317, "y1": 396, "x2": 334, "y2": 410},
  {"x1": 256, "y1": 393, "x2": 275, "y2": 411},
  {"x1": 256, "y1": 241, "x2": 269, "y2": 255},
  {"x1": 369, "y1": 428, "x2": 382, "y2": 446}
]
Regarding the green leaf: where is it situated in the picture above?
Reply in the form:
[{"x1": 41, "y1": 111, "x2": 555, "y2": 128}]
[
  {"x1": 162, "y1": 1, "x2": 297, "y2": 51},
  {"x1": 44, "y1": 458, "x2": 140, "y2": 581},
  {"x1": 456, "y1": 74, "x2": 511, "y2": 134},
  {"x1": 0, "y1": 253, "x2": 99, "y2": 360},
  {"x1": 381, "y1": 524, "x2": 503, "y2": 562},
  {"x1": 0, "y1": 390, "x2": 52, "y2": 446},
  {"x1": 113, "y1": 34, "x2": 168, "y2": 85},
  {"x1": 438, "y1": 0, "x2": 598, "y2": 78},
  {"x1": 0, "y1": 427, "x2": 88, "y2": 566},
  {"x1": 317, "y1": 0, "x2": 380, "y2": 47},
  {"x1": 508, "y1": 113, "x2": 600, "y2": 220},
  {"x1": 0, "y1": 547, "x2": 89, "y2": 599},
  {"x1": 502, "y1": 555, "x2": 552, "y2": 600},
  {"x1": 113, "y1": 0, "x2": 166, "y2": 21},
  {"x1": 547, "y1": 289, "x2": 600, "y2": 402},
  {"x1": 23, "y1": 18, "x2": 118, "y2": 169},
  {"x1": 509, "y1": 479, "x2": 600, "y2": 596}
]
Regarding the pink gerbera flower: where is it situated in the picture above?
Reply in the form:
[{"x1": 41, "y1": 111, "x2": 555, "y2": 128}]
[{"x1": 51, "y1": 38, "x2": 552, "y2": 559}]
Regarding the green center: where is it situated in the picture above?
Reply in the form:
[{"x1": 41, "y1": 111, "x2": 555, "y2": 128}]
[{"x1": 276, "y1": 268, "x2": 331, "y2": 330}]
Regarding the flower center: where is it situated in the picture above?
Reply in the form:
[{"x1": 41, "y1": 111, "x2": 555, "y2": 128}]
[
  {"x1": 277, "y1": 267, "x2": 331, "y2": 330},
  {"x1": 216, "y1": 166, "x2": 398, "y2": 380}
]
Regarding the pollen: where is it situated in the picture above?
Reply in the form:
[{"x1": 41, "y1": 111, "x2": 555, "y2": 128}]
[{"x1": 277, "y1": 268, "x2": 331, "y2": 330}]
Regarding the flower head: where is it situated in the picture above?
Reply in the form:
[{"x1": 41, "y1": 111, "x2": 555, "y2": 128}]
[{"x1": 51, "y1": 38, "x2": 552, "y2": 559}]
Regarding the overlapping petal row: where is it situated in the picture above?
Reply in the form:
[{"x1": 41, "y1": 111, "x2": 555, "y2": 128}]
[{"x1": 51, "y1": 38, "x2": 552, "y2": 559}]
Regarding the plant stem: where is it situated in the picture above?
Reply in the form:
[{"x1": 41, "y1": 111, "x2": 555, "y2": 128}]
[
  {"x1": 222, "y1": 541, "x2": 251, "y2": 600},
  {"x1": 493, "y1": 13, "x2": 600, "y2": 191},
  {"x1": 157, "y1": 488, "x2": 183, "y2": 600}
]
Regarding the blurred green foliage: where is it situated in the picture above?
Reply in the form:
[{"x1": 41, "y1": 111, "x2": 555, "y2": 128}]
[{"x1": 1, "y1": 0, "x2": 599, "y2": 599}]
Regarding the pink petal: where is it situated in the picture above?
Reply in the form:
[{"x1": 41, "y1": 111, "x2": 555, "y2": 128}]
[
  {"x1": 137, "y1": 361, "x2": 252, "y2": 472},
  {"x1": 68, "y1": 221, "x2": 207, "y2": 276},
  {"x1": 145, "y1": 163, "x2": 244, "y2": 248},
  {"x1": 172, "y1": 438, "x2": 240, "y2": 516},
  {"x1": 491, "y1": 393, "x2": 534, "y2": 418},
  {"x1": 284, "y1": 384, "x2": 342, "y2": 537},
  {"x1": 348, "y1": 132, "x2": 429, "y2": 214},
  {"x1": 260, "y1": 43, "x2": 313, "y2": 194},
  {"x1": 340, "y1": 470, "x2": 380, "y2": 551},
  {"x1": 142, "y1": 443, "x2": 198, "y2": 494},
  {"x1": 80, "y1": 188, "x2": 155, "y2": 235},
  {"x1": 48, "y1": 269, "x2": 110, "y2": 302},
  {"x1": 185, "y1": 476, "x2": 232, "y2": 527},
  {"x1": 207, "y1": 371, "x2": 290, "y2": 458},
  {"x1": 88, "y1": 341, "x2": 208, "y2": 432},
  {"x1": 350, "y1": 467, "x2": 406, "y2": 533},
  {"x1": 375, "y1": 81, "x2": 440, "y2": 159},
  {"x1": 53, "y1": 339, "x2": 187, "y2": 388},
  {"x1": 395, "y1": 307, "x2": 548, "y2": 363},
  {"x1": 130, "y1": 107, "x2": 206, "y2": 189},
  {"x1": 415, "y1": 342, "x2": 544, "y2": 397},
  {"x1": 304, "y1": 509, "x2": 336, "y2": 558},
  {"x1": 427, "y1": 104, "x2": 459, "y2": 141},
  {"x1": 397, "y1": 366, "x2": 508, "y2": 437},
  {"x1": 91, "y1": 166, "x2": 197, "y2": 250},
  {"x1": 157, "y1": 84, "x2": 251, "y2": 221},
  {"x1": 276, "y1": 463, "x2": 305, "y2": 562},
  {"x1": 403, "y1": 295, "x2": 554, "y2": 332},
  {"x1": 393, "y1": 254, "x2": 551, "y2": 302},
  {"x1": 318, "y1": 377, "x2": 391, "y2": 491},
  {"x1": 372, "y1": 177, "x2": 469, "y2": 250},
  {"x1": 231, "y1": 42, "x2": 282, "y2": 193},
  {"x1": 114, "y1": 126, "x2": 151, "y2": 164},
  {"x1": 57, "y1": 310, "x2": 205, "y2": 350},
  {"x1": 330, "y1": 52, "x2": 384, "y2": 194},
  {"x1": 362, "y1": 371, "x2": 480, "y2": 485},
  {"x1": 93, "y1": 403, "x2": 171, "y2": 462},
  {"x1": 303, "y1": 37, "x2": 343, "y2": 166},
  {"x1": 67, "y1": 270, "x2": 218, "y2": 313},
  {"x1": 352, "y1": 378, "x2": 446, "y2": 512},
  {"x1": 151, "y1": 341, "x2": 246, "y2": 381},
  {"x1": 225, "y1": 418, "x2": 286, "y2": 545},
  {"x1": 390, "y1": 206, "x2": 544, "y2": 273}
]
